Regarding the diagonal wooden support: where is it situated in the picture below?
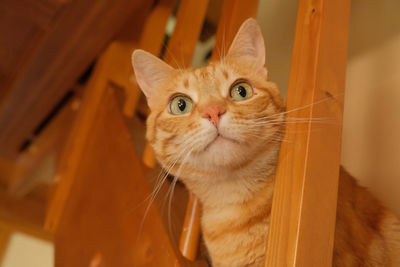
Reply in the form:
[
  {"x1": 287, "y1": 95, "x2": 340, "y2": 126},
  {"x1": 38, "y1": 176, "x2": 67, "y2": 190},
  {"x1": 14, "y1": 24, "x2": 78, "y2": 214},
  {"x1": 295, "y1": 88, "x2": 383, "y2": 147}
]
[
  {"x1": 45, "y1": 0, "x2": 176, "y2": 234},
  {"x1": 265, "y1": 0, "x2": 350, "y2": 266},
  {"x1": 53, "y1": 87, "x2": 186, "y2": 266},
  {"x1": 7, "y1": 95, "x2": 80, "y2": 197}
]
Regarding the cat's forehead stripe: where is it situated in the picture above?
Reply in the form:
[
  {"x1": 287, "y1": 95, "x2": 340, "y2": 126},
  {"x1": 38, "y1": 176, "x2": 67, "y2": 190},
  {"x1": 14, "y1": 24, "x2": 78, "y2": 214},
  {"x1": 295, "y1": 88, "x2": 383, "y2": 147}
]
[
  {"x1": 183, "y1": 78, "x2": 189, "y2": 89},
  {"x1": 222, "y1": 69, "x2": 229, "y2": 80}
]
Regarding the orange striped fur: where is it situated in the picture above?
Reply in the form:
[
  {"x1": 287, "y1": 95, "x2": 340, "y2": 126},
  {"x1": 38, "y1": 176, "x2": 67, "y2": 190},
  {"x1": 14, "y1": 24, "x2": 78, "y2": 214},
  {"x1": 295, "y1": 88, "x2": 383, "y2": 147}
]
[{"x1": 132, "y1": 19, "x2": 400, "y2": 267}]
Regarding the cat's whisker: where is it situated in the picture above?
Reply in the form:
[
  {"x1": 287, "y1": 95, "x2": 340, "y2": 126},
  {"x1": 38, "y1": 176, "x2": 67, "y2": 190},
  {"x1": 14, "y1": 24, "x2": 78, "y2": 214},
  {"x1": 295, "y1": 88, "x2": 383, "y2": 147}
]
[
  {"x1": 276, "y1": 127, "x2": 327, "y2": 135},
  {"x1": 136, "y1": 135, "x2": 197, "y2": 240},
  {"x1": 254, "y1": 116, "x2": 331, "y2": 123},
  {"x1": 166, "y1": 147, "x2": 194, "y2": 242},
  {"x1": 126, "y1": 156, "x2": 180, "y2": 215},
  {"x1": 252, "y1": 118, "x2": 336, "y2": 126},
  {"x1": 166, "y1": 175, "x2": 179, "y2": 241},
  {"x1": 242, "y1": 132, "x2": 292, "y2": 144},
  {"x1": 151, "y1": 135, "x2": 198, "y2": 202},
  {"x1": 254, "y1": 95, "x2": 343, "y2": 122},
  {"x1": 154, "y1": 132, "x2": 200, "y2": 209},
  {"x1": 158, "y1": 142, "x2": 193, "y2": 209},
  {"x1": 255, "y1": 118, "x2": 333, "y2": 124}
]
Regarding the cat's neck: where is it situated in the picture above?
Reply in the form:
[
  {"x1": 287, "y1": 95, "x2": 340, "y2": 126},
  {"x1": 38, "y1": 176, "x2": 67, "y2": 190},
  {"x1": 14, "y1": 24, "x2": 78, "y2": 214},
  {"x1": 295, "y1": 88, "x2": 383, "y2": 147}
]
[{"x1": 181, "y1": 141, "x2": 280, "y2": 209}]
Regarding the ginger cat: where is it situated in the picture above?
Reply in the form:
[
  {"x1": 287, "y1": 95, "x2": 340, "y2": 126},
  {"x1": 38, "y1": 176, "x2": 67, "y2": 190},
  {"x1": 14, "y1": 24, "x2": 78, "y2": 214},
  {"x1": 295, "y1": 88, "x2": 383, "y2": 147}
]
[{"x1": 132, "y1": 19, "x2": 400, "y2": 267}]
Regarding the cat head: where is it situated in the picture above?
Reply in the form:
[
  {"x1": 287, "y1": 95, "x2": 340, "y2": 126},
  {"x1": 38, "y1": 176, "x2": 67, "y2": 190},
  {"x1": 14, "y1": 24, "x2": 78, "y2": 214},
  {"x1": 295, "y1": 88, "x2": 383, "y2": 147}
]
[{"x1": 132, "y1": 18, "x2": 284, "y2": 175}]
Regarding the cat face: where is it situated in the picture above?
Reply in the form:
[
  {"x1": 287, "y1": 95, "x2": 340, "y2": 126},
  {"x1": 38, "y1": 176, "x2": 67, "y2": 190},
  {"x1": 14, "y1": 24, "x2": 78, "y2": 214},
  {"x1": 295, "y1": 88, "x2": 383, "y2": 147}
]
[{"x1": 132, "y1": 19, "x2": 284, "y2": 173}]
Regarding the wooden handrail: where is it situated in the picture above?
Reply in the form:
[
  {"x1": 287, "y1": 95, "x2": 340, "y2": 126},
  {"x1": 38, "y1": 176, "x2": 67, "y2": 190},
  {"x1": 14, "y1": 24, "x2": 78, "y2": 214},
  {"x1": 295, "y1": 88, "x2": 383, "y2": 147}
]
[{"x1": 265, "y1": 0, "x2": 350, "y2": 266}]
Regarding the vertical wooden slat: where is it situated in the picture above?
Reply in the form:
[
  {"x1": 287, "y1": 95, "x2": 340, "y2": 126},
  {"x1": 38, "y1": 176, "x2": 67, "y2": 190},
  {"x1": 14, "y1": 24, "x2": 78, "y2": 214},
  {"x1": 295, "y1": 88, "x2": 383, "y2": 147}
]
[
  {"x1": 162, "y1": 0, "x2": 210, "y2": 68},
  {"x1": 179, "y1": 193, "x2": 201, "y2": 260},
  {"x1": 211, "y1": 0, "x2": 259, "y2": 61},
  {"x1": 123, "y1": 0, "x2": 176, "y2": 117},
  {"x1": 137, "y1": 0, "x2": 211, "y2": 258},
  {"x1": 178, "y1": 0, "x2": 259, "y2": 261},
  {"x1": 142, "y1": 0, "x2": 210, "y2": 169},
  {"x1": 265, "y1": 0, "x2": 350, "y2": 266}
]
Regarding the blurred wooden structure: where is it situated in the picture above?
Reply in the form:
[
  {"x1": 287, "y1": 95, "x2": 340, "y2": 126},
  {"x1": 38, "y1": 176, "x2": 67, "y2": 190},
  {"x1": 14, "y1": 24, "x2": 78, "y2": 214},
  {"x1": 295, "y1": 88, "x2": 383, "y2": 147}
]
[
  {"x1": 0, "y1": 0, "x2": 152, "y2": 159},
  {"x1": 46, "y1": 0, "x2": 210, "y2": 265},
  {"x1": 0, "y1": 0, "x2": 152, "y2": 264},
  {"x1": 0, "y1": 0, "x2": 349, "y2": 266}
]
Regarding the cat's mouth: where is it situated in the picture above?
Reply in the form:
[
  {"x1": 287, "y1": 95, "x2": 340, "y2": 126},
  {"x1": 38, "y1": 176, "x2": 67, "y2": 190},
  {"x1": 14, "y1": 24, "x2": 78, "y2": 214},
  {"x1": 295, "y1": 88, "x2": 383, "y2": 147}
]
[{"x1": 204, "y1": 133, "x2": 239, "y2": 151}]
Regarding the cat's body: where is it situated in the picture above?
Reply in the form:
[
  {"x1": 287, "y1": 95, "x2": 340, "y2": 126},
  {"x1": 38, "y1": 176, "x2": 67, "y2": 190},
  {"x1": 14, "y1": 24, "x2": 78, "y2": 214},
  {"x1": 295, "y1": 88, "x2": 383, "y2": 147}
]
[{"x1": 132, "y1": 19, "x2": 400, "y2": 267}]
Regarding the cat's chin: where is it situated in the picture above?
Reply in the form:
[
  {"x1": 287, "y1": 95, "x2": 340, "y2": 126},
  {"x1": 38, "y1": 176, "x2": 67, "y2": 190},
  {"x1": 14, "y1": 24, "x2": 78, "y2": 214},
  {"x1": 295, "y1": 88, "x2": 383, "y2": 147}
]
[
  {"x1": 195, "y1": 135, "x2": 252, "y2": 168},
  {"x1": 204, "y1": 135, "x2": 239, "y2": 151}
]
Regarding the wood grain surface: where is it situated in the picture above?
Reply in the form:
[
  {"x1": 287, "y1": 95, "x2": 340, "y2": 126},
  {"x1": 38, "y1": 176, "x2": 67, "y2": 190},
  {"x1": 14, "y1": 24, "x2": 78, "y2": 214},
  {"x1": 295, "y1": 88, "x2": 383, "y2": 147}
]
[{"x1": 265, "y1": 0, "x2": 350, "y2": 266}]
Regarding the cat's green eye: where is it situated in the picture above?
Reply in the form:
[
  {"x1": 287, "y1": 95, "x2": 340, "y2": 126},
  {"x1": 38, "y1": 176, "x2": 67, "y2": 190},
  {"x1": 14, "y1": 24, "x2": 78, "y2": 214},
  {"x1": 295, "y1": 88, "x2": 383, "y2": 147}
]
[
  {"x1": 169, "y1": 95, "x2": 193, "y2": 115},
  {"x1": 230, "y1": 82, "x2": 253, "y2": 101}
]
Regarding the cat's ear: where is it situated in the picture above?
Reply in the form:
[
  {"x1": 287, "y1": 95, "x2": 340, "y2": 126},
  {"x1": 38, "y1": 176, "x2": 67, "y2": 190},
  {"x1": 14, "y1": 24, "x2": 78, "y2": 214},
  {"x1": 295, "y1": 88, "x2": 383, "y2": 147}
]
[
  {"x1": 132, "y1": 49, "x2": 175, "y2": 108},
  {"x1": 227, "y1": 18, "x2": 266, "y2": 71}
]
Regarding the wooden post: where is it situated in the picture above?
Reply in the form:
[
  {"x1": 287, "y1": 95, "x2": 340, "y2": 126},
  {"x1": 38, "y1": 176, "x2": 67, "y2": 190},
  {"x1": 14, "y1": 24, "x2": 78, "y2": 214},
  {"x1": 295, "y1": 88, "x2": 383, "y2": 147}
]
[{"x1": 265, "y1": 0, "x2": 350, "y2": 266}]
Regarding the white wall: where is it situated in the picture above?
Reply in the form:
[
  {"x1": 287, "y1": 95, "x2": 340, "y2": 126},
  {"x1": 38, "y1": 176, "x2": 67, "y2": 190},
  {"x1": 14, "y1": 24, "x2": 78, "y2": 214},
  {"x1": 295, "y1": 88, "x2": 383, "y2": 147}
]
[
  {"x1": 257, "y1": 0, "x2": 298, "y2": 95},
  {"x1": 1, "y1": 232, "x2": 53, "y2": 267},
  {"x1": 257, "y1": 0, "x2": 400, "y2": 216},
  {"x1": 342, "y1": 0, "x2": 400, "y2": 216}
]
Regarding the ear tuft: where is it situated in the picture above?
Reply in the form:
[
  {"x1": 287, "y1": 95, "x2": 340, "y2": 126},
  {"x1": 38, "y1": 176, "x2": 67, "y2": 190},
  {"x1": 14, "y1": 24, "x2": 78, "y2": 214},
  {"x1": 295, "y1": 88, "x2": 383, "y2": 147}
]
[
  {"x1": 131, "y1": 50, "x2": 175, "y2": 108},
  {"x1": 227, "y1": 18, "x2": 266, "y2": 70}
]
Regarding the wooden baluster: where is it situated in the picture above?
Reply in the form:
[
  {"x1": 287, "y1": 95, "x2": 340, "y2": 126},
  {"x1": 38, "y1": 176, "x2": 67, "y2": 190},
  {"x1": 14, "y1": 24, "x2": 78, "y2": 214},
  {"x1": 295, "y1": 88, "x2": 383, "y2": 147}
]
[
  {"x1": 265, "y1": 0, "x2": 350, "y2": 266},
  {"x1": 142, "y1": 0, "x2": 210, "y2": 171},
  {"x1": 124, "y1": 0, "x2": 176, "y2": 118},
  {"x1": 179, "y1": 193, "x2": 201, "y2": 260},
  {"x1": 179, "y1": 0, "x2": 260, "y2": 261}
]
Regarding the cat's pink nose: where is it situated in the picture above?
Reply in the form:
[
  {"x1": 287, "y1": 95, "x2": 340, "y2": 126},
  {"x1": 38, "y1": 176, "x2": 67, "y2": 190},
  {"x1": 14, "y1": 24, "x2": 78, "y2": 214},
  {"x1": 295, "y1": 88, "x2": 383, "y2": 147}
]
[{"x1": 201, "y1": 105, "x2": 226, "y2": 128}]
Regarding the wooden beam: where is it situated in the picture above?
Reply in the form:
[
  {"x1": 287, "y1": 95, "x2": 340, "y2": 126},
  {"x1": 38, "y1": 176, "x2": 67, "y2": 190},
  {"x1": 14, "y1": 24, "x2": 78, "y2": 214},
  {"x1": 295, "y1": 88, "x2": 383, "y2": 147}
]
[
  {"x1": 0, "y1": 184, "x2": 52, "y2": 241},
  {"x1": 8, "y1": 95, "x2": 80, "y2": 197},
  {"x1": 265, "y1": 0, "x2": 350, "y2": 266},
  {"x1": 0, "y1": 0, "x2": 153, "y2": 159},
  {"x1": 0, "y1": 0, "x2": 66, "y2": 30}
]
